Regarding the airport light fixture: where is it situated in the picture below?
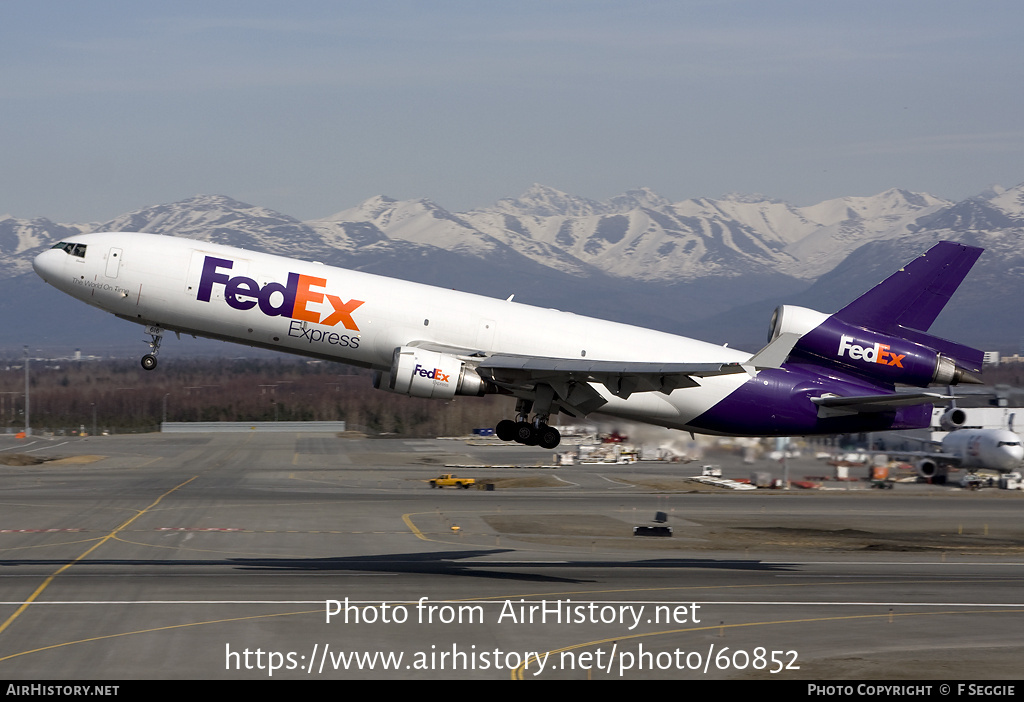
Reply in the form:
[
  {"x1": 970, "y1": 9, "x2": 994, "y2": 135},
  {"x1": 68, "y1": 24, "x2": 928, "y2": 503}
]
[{"x1": 23, "y1": 346, "x2": 30, "y2": 437}]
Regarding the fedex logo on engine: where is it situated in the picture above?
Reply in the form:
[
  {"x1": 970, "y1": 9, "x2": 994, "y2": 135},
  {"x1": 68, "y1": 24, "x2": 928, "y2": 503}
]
[
  {"x1": 197, "y1": 256, "x2": 364, "y2": 330},
  {"x1": 837, "y1": 334, "x2": 904, "y2": 367},
  {"x1": 414, "y1": 364, "x2": 451, "y2": 384}
]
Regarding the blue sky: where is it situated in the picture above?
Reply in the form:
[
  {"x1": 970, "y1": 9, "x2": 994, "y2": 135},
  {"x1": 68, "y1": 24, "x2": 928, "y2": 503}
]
[{"x1": 2, "y1": 1, "x2": 1022, "y2": 222}]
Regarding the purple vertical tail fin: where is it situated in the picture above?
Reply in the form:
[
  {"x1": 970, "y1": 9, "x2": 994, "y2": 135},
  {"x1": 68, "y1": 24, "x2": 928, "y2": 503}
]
[{"x1": 833, "y1": 241, "x2": 984, "y2": 374}]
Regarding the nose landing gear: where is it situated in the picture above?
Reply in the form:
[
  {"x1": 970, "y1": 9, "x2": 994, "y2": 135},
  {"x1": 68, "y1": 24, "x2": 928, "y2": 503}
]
[{"x1": 141, "y1": 325, "x2": 163, "y2": 371}]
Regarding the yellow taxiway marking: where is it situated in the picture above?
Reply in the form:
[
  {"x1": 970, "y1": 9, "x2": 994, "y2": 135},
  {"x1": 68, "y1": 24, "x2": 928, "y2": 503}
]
[
  {"x1": 0, "y1": 609, "x2": 319, "y2": 663},
  {"x1": 403, "y1": 513, "x2": 428, "y2": 540},
  {"x1": 0, "y1": 476, "x2": 199, "y2": 636},
  {"x1": 511, "y1": 608, "x2": 1024, "y2": 679}
]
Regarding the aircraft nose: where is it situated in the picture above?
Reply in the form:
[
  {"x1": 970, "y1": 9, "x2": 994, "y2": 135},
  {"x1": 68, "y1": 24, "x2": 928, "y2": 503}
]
[
  {"x1": 32, "y1": 248, "x2": 64, "y2": 282},
  {"x1": 996, "y1": 439, "x2": 1024, "y2": 470}
]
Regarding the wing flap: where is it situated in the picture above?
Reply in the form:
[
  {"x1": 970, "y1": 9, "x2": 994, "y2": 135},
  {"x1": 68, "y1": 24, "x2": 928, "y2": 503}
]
[{"x1": 479, "y1": 355, "x2": 743, "y2": 397}]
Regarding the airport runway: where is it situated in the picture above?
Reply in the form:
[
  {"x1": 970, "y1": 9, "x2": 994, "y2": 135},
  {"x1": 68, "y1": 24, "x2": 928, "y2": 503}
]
[{"x1": 0, "y1": 431, "x2": 1022, "y2": 680}]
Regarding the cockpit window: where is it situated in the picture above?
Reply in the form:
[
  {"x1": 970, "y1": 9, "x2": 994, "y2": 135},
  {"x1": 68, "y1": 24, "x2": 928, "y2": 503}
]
[{"x1": 50, "y1": 241, "x2": 87, "y2": 258}]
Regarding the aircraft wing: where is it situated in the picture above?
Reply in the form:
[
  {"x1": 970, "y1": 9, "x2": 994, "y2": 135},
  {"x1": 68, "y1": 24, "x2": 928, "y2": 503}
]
[
  {"x1": 473, "y1": 355, "x2": 736, "y2": 417},
  {"x1": 874, "y1": 449, "x2": 962, "y2": 465},
  {"x1": 479, "y1": 354, "x2": 746, "y2": 390},
  {"x1": 462, "y1": 332, "x2": 804, "y2": 416},
  {"x1": 402, "y1": 334, "x2": 802, "y2": 417}
]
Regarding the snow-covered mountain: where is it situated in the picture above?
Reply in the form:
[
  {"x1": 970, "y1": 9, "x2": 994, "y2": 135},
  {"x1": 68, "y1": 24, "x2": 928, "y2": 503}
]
[
  {"x1": 5, "y1": 181, "x2": 1023, "y2": 352},
  {"x1": 305, "y1": 183, "x2": 958, "y2": 283},
  {"x1": 99, "y1": 194, "x2": 330, "y2": 259},
  {"x1": 680, "y1": 183, "x2": 1024, "y2": 350},
  {"x1": 0, "y1": 216, "x2": 91, "y2": 277},
  {"x1": 0, "y1": 184, "x2": 992, "y2": 283}
]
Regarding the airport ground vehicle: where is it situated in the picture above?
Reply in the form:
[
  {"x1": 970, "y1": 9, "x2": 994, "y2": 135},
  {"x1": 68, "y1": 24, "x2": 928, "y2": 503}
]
[{"x1": 429, "y1": 474, "x2": 476, "y2": 489}]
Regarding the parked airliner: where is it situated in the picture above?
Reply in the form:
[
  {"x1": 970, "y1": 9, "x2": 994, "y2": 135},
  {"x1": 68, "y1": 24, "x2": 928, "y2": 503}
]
[
  {"x1": 33, "y1": 234, "x2": 984, "y2": 449},
  {"x1": 895, "y1": 407, "x2": 1024, "y2": 482}
]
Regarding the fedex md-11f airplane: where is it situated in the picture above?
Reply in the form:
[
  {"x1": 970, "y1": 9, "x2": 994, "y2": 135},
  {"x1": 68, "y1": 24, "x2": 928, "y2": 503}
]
[{"x1": 33, "y1": 234, "x2": 984, "y2": 449}]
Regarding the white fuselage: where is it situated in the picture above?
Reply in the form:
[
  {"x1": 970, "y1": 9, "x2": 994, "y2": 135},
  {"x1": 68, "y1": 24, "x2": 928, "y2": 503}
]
[
  {"x1": 942, "y1": 429, "x2": 1024, "y2": 472},
  {"x1": 32, "y1": 232, "x2": 755, "y2": 431}
]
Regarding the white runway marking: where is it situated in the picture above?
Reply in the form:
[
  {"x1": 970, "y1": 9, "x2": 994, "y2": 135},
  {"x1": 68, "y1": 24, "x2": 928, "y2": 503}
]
[{"x1": 1, "y1": 599, "x2": 1022, "y2": 608}]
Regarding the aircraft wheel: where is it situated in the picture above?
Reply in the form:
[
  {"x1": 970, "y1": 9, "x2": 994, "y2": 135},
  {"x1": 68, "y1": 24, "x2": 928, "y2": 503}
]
[
  {"x1": 141, "y1": 354, "x2": 158, "y2": 371},
  {"x1": 496, "y1": 419, "x2": 517, "y2": 442},
  {"x1": 514, "y1": 421, "x2": 537, "y2": 445},
  {"x1": 537, "y1": 425, "x2": 561, "y2": 450}
]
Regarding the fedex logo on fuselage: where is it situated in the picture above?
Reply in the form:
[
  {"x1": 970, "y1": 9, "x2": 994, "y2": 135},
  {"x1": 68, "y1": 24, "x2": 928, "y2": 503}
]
[
  {"x1": 197, "y1": 256, "x2": 364, "y2": 330},
  {"x1": 837, "y1": 334, "x2": 904, "y2": 367},
  {"x1": 414, "y1": 364, "x2": 450, "y2": 384}
]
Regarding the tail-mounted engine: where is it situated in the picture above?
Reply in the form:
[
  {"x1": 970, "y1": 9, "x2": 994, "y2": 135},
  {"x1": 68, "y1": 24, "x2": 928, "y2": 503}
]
[
  {"x1": 769, "y1": 305, "x2": 979, "y2": 388},
  {"x1": 373, "y1": 346, "x2": 488, "y2": 400}
]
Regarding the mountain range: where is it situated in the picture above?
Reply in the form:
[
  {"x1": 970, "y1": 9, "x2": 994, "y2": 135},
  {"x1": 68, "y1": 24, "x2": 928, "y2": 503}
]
[{"x1": 3, "y1": 182, "x2": 1022, "y2": 356}]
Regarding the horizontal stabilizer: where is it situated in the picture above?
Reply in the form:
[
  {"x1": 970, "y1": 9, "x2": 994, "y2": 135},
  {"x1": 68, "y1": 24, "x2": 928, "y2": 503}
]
[{"x1": 812, "y1": 392, "x2": 950, "y2": 418}]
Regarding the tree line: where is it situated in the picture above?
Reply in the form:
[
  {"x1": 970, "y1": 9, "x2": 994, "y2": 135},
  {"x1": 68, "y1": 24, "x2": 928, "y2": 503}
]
[
  {"x1": 4, "y1": 355, "x2": 1022, "y2": 437},
  {"x1": 0, "y1": 357, "x2": 509, "y2": 436}
]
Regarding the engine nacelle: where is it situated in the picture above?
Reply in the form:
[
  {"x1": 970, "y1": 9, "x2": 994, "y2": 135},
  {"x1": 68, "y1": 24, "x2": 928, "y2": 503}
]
[
  {"x1": 916, "y1": 458, "x2": 947, "y2": 484},
  {"x1": 768, "y1": 305, "x2": 830, "y2": 343},
  {"x1": 939, "y1": 407, "x2": 967, "y2": 431},
  {"x1": 377, "y1": 346, "x2": 487, "y2": 400},
  {"x1": 769, "y1": 305, "x2": 975, "y2": 388}
]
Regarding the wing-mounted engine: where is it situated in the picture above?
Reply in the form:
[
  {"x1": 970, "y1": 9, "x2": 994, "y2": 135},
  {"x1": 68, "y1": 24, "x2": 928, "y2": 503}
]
[
  {"x1": 939, "y1": 407, "x2": 967, "y2": 431},
  {"x1": 769, "y1": 304, "x2": 980, "y2": 388},
  {"x1": 916, "y1": 458, "x2": 948, "y2": 484},
  {"x1": 373, "y1": 346, "x2": 488, "y2": 399}
]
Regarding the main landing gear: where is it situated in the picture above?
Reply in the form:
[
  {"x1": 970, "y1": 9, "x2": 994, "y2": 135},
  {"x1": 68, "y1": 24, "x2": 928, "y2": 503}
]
[
  {"x1": 495, "y1": 398, "x2": 561, "y2": 450},
  {"x1": 141, "y1": 325, "x2": 163, "y2": 371}
]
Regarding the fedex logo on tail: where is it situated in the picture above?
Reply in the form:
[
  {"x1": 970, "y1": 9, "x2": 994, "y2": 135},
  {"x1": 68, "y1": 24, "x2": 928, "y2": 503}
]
[
  {"x1": 837, "y1": 334, "x2": 904, "y2": 367},
  {"x1": 197, "y1": 256, "x2": 364, "y2": 330}
]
